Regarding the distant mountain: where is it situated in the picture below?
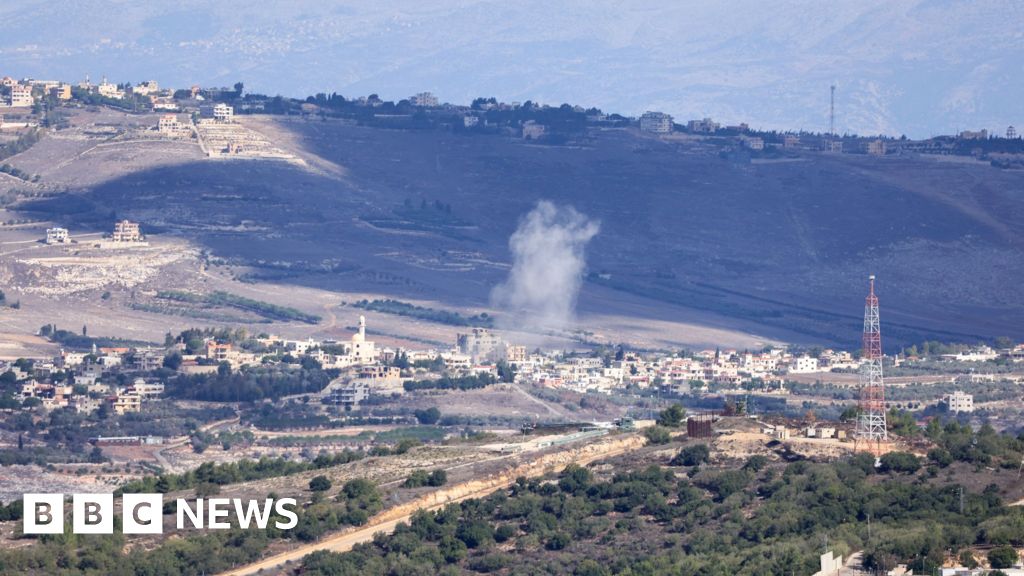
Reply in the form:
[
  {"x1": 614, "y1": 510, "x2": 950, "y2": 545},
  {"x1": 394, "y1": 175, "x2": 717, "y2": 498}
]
[{"x1": 1, "y1": 0, "x2": 1022, "y2": 138}]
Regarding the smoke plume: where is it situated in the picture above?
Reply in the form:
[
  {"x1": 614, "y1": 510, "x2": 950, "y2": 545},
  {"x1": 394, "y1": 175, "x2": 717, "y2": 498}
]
[{"x1": 491, "y1": 201, "x2": 600, "y2": 334}]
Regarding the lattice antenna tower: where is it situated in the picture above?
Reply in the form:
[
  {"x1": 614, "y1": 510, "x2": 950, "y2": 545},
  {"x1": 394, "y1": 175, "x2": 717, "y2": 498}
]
[{"x1": 856, "y1": 275, "x2": 887, "y2": 451}]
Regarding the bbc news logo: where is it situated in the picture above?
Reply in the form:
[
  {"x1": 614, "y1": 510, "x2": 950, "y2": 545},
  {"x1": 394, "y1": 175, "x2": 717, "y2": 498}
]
[{"x1": 24, "y1": 494, "x2": 298, "y2": 534}]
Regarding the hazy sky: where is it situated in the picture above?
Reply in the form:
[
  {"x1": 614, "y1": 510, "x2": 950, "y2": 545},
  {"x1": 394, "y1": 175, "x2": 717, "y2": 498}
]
[{"x1": 1, "y1": 0, "x2": 1021, "y2": 138}]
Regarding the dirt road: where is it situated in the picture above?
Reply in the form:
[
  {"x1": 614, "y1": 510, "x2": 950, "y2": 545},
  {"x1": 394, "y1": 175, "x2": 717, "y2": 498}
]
[{"x1": 218, "y1": 432, "x2": 645, "y2": 576}]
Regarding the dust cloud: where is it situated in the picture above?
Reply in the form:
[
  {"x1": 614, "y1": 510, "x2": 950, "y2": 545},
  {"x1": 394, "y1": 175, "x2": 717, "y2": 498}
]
[{"x1": 490, "y1": 201, "x2": 600, "y2": 335}]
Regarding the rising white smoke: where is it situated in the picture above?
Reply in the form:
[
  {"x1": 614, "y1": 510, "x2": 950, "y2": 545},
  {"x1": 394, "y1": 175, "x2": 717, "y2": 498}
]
[{"x1": 491, "y1": 201, "x2": 600, "y2": 334}]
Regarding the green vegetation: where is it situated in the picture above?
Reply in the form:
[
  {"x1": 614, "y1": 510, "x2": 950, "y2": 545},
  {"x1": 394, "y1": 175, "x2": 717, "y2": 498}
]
[
  {"x1": 163, "y1": 363, "x2": 337, "y2": 402},
  {"x1": 119, "y1": 452, "x2": 363, "y2": 494},
  {"x1": 38, "y1": 323, "x2": 151, "y2": 350},
  {"x1": 642, "y1": 425, "x2": 672, "y2": 445},
  {"x1": 404, "y1": 373, "x2": 497, "y2": 392},
  {"x1": 656, "y1": 404, "x2": 686, "y2": 427},
  {"x1": 671, "y1": 443, "x2": 711, "y2": 467},
  {"x1": 294, "y1": 453, "x2": 1024, "y2": 576},
  {"x1": 0, "y1": 476, "x2": 385, "y2": 574},
  {"x1": 403, "y1": 469, "x2": 448, "y2": 488},
  {"x1": 414, "y1": 407, "x2": 442, "y2": 425},
  {"x1": 353, "y1": 298, "x2": 492, "y2": 327},
  {"x1": 156, "y1": 290, "x2": 320, "y2": 324},
  {"x1": 309, "y1": 475, "x2": 333, "y2": 492}
]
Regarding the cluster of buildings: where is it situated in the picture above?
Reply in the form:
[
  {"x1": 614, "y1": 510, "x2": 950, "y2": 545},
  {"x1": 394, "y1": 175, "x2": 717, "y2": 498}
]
[
  {"x1": 43, "y1": 219, "x2": 144, "y2": 246},
  {"x1": 1, "y1": 76, "x2": 71, "y2": 108},
  {"x1": 7, "y1": 345, "x2": 166, "y2": 415}
]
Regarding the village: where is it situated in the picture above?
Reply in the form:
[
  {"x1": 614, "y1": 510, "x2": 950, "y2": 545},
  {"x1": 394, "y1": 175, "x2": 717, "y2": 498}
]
[
  {"x1": 5, "y1": 296, "x2": 1023, "y2": 439},
  {"x1": 3, "y1": 73, "x2": 1020, "y2": 167}
]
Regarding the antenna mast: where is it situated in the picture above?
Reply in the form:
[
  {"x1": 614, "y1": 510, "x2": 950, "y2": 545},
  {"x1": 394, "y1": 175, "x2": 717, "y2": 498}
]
[
  {"x1": 829, "y1": 85, "x2": 836, "y2": 137},
  {"x1": 856, "y1": 275, "x2": 887, "y2": 453}
]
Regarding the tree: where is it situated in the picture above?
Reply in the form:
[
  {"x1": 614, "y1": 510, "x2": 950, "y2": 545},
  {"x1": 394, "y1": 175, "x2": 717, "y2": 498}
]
[
  {"x1": 88, "y1": 446, "x2": 105, "y2": 463},
  {"x1": 496, "y1": 360, "x2": 516, "y2": 383},
  {"x1": 414, "y1": 407, "x2": 441, "y2": 425},
  {"x1": 309, "y1": 475, "x2": 333, "y2": 492},
  {"x1": 163, "y1": 352, "x2": 182, "y2": 370},
  {"x1": 989, "y1": 546, "x2": 1018, "y2": 569},
  {"x1": 957, "y1": 550, "x2": 978, "y2": 569},
  {"x1": 657, "y1": 404, "x2": 686, "y2": 428},
  {"x1": 878, "y1": 451, "x2": 921, "y2": 474}
]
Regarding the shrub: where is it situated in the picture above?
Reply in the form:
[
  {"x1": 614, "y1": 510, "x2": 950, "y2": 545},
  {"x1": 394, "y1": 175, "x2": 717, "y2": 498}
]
[
  {"x1": 643, "y1": 426, "x2": 671, "y2": 445},
  {"x1": 671, "y1": 444, "x2": 710, "y2": 467},
  {"x1": 989, "y1": 545, "x2": 1018, "y2": 569},
  {"x1": 878, "y1": 452, "x2": 921, "y2": 474},
  {"x1": 309, "y1": 475, "x2": 333, "y2": 492}
]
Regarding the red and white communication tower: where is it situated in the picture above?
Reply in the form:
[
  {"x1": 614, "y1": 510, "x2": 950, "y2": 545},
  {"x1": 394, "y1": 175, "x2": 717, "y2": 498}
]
[{"x1": 856, "y1": 275, "x2": 887, "y2": 450}]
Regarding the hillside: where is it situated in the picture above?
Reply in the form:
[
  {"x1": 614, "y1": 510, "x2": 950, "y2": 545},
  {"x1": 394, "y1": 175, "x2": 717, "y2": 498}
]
[{"x1": 10, "y1": 112, "x2": 1024, "y2": 347}]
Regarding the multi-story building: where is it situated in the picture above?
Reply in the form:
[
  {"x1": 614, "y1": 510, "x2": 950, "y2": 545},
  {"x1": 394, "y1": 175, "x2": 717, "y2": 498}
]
[
  {"x1": 789, "y1": 356, "x2": 820, "y2": 374},
  {"x1": 457, "y1": 328, "x2": 504, "y2": 362},
  {"x1": 943, "y1": 390, "x2": 974, "y2": 413},
  {"x1": 46, "y1": 227, "x2": 70, "y2": 244},
  {"x1": 410, "y1": 92, "x2": 438, "y2": 107},
  {"x1": 866, "y1": 139, "x2": 887, "y2": 155},
  {"x1": 111, "y1": 219, "x2": 142, "y2": 242},
  {"x1": 10, "y1": 84, "x2": 33, "y2": 107},
  {"x1": 50, "y1": 83, "x2": 72, "y2": 100},
  {"x1": 158, "y1": 114, "x2": 186, "y2": 135},
  {"x1": 687, "y1": 117, "x2": 719, "y2": 133},
  {"x1": 97, "y1": 81, "x2": 120, "y2": 99},
  {"x1": 640, "y1": 111, "x2": 674, "y2": 134},
  {"x1": 213, "y1": 103, "x2": 234, "y2": 123},
  {"x1": 112, "y1": 392, "x2": 142, "y2": 415},
  {"x1": 958, "y1": 129, "x2": 988, "y2": 140}
]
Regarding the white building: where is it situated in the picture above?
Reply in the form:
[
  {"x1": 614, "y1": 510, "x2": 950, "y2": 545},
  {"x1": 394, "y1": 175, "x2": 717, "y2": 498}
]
[
  {"x1": 789, "y1": 356, "x2": 819, "y2": 374},
  {"x1": 213, "y1": 103, "x2": 234, "y2": 123},
  {"x1": 639, "y1": 111, "x2": 673, "y2": 134},
  {"x1": 97, "y1": 81, "x2": 120, "y2": 99},
  {"x1": 46, "y1": 227, "x2": 70, "y2": 244},
  {"x1": 347, "y1": 316, "x2": 376, "y2": 364},
  {"x1": 944, "y1": 390, "x2": 974, "y2": 413}
]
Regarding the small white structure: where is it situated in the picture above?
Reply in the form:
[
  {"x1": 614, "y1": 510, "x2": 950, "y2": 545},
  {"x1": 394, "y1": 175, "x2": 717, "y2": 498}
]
[
  {"x1": 46, "y1": 227, "x2": 69, "y2": 244},
  {"x1": 811, "y1": 550, "x2": 843, "y2": 576},
  {"x1": 943, "y1": 390, "x2": 974, "y2": 413}
]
